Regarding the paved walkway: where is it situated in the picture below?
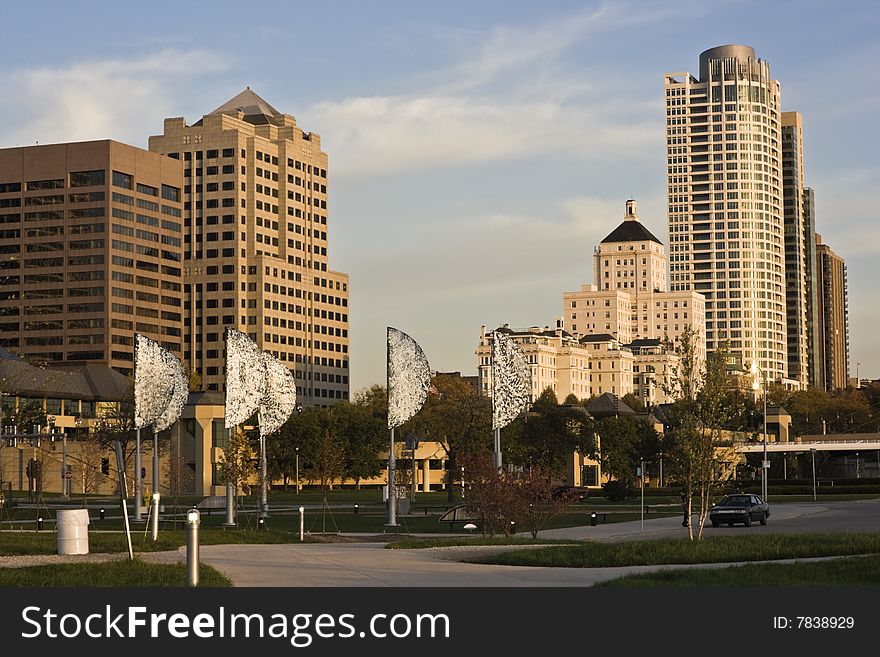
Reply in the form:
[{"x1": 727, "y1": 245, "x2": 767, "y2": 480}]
[
  {"x1": 135, "y1": 502, "x2": 839, "y2": 587},
  {"x1": 536, "y1": 501, "x2": 829, "y2": 541}
]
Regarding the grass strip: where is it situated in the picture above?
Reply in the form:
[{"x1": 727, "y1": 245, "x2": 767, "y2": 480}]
[
  {"x1": 471, "y1": 533, "x2": 880, "y2": 568},
  {"x1": 597, "y1": 554, "x2": 880, "y2": 587},
  {"x1": 387, "y1": 537, "x2": 576, "y2": 549},
  {"x1": 0, "y1": 558, "x2": 232, "y2": 587},
  {"x1": 0, "y1": 528, "x2": 302, "y2": 556}
]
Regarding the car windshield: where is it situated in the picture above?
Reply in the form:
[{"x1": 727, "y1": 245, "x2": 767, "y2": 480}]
[{"x1": 720, "y1": 496, "x2": 750, "y2": 507}]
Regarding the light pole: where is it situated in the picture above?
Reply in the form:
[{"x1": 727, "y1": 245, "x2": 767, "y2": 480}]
[
  {"x1": 295, "y1": 446, "x2": 300, "y2": 494},
  {"x1": 50, "y1": 416, "x2": 67, "y2": 499},
  {"x1": 810, "y1": 448, "x2": 817, "y2": 501},
  {"x1": 750, "y1": 362, "x2": 769, "y2": 501}
]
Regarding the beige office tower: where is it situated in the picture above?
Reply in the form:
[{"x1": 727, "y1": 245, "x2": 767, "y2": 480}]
[
  {"x1": 815, "y1": 234, "x2": 849, "y2": 391},
  {"x1": 149, "y1": 89, "x2": 350, "y2": 404},
  {"x1": 781, "y1": 111, "x2": 809, "y2": 386},
  {"x1": 665, "y1": 45, "x2": 787, "y2": 380},
  {"x1": 0, "y1": 140, "x2": 184, "y2": 374}
]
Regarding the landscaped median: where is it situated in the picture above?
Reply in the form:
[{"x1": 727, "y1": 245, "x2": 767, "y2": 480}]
[{"x1": 468, "y1": 533, "x2": 880, "y2": 568}]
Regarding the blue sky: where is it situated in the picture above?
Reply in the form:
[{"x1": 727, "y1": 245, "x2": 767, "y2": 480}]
[{"x1": 2, "y1": 0, "x2": 878, "y2": 391}]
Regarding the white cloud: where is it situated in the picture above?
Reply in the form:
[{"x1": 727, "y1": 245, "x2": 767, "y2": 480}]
[
  {"x1": 306, "y1": 93, "x2": 659, "y2": 178},
  {"x1": 298, "y1": 2, "x2": 681, "y2": 179},
  {"x1": 0, "y1": 49, "x2": 226, "y2": 148}
]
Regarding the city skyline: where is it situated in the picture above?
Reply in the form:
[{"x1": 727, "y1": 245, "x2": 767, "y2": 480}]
[{"x1": 0, "y1": 1, "x2": 876, "y2": 392}]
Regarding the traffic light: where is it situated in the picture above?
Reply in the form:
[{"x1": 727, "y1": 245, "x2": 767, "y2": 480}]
[{"x1": 101, "y1": 458, "x2": 110, "y2": 475}]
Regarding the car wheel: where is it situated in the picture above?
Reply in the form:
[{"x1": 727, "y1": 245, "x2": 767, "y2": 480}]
[
  {"x1": 711, "y1": 521, "x2": 719, "y2": 528},
  {"x1": 760, "y1": 512, "x2": 768, "y2": 526},
  {"x1": 727, "y1": 523, "x2": 733, "y2": 527},
  {"x1": 744, "y1": 514, "x2": 752, "y2": 527}
]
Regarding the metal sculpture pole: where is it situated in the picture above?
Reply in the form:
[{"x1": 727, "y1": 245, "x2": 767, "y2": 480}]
[
  {"x1": 113, "y1": 440, "x2": 134, "y2": 561},
  {"x1": 134, "y1": 428, "x2": 143, "y2": 520},
  {"x1": 224, "y1": 480, "x2": 235, "y2": 526},
  {"x1": 151, "y1": 427, "x2": 160, "y2": 540},
  {"x1": 387, "y1": 427, "x2": 397, "y2": 526},
  {"x1": 260, "y1": 413, "x2": 268, "y2": 517}
]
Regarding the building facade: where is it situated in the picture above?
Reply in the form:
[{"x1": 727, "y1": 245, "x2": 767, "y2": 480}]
[
  {"x1": 665, "y1": 45, "x2": 787, "y2": 381},
  {"x1": 0, "y1": 140, "x2": 184, "y2": 375},
  {"x1": 781, "y1": 111, "x2": 809, "y2": 386},
  {"x1": 148, "y1": 89, "x2": 350, "y2": 405},
  {"x1": 815, "y1": 234, "x2": 849, "y2": 390},
  {"x1": 802, "y1": 187, "x2": 822, "y2": 388},
  {"x1": 476, "y1": 324, "x2": 593, "y2": 402},
  {"x1": 476, "y1": 324, "x2": 679, "y2": 406},
  {"x1": 563, "y1": 199, "x2": 706, "y2": 363}
]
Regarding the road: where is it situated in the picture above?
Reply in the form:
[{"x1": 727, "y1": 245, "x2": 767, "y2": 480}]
[{"x1": 144, "y1": 499, "x2": 880, "y2": 587}]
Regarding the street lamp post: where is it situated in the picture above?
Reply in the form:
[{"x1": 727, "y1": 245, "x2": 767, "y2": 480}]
[
  {"x1": 810, "y1": 448, "x2": 817, "y2": 502},
  {"x1": 295, "y1": 446, "x2": 300, "y2": 494},
  {"x1": 751, "y1": 362, "x2": 769, "y2": 502}
]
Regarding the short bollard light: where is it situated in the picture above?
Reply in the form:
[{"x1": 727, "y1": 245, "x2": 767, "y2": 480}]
[
  {"x1": 99, "y1": 507, "x2": 106, "y2": 520},
  {"x1": 354, "y1": 503, "x2": 359, "y2": 514},
  {"x1": 298, "y1": 506, "x2": 304, "y2": 542},
  {"x1": 186, "y1": 508, "x2": 200, "y2": 587},
  {"x1": 37, "y1": 516, "x2": 44, "y2": 531},
  {"x1": 258, "y1": 516, "x2": 266, "y2": 531},
  {"x1": 510, "y1": 520, "x2": 516, "y2": 535},
  {"x1": 590, "y1": 512, "x2": 598, "y2": 527}
]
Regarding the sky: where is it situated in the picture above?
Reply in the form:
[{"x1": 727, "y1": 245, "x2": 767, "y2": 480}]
[{"x1": 1, "y1": 0, "x2": 878, "y2": 393}]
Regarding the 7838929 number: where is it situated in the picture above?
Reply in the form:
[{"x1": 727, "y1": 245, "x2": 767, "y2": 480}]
[{"x1": 797, "y1": 617, "x2": 854, "y2": 629}]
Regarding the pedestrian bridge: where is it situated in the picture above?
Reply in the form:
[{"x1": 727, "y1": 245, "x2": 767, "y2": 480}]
[{"x1": 735, "y1": 436, "x2": 880, "y2": 453}]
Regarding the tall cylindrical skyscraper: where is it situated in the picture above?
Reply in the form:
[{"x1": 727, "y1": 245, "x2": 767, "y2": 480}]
[{"x1": 665, "y1": 45, "x2": 787, "y2": 380}]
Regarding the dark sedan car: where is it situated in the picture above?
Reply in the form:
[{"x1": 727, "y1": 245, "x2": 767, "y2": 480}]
[{"x1": 709, "y1": 494, "x2": 769, "y2": 527}]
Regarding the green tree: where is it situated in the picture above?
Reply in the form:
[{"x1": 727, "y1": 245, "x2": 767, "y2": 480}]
[
  {"x1": 662, "y1": 326, "x2": 744, "y2": 540},
  {"x1": 506, "y1": 388, "x2": 595, "y2": 476},
  {"x1": 594, "y1": 415, "x2": 660, "y2": 486},
  {"x1": 219, "y1": 426, "x2": 256, "y2": 496},
  {"x1": 333, "y1": 401, "x2": 385, "y2": 489},
  {"x1": 407, "y1": 374, "x2": 492, "y2": 502},
  {"x1": 267, "y1": 419, "x2": 301, "y2": 491}
]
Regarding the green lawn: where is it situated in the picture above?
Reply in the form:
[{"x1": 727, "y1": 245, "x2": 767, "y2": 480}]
[
  {"x1": 598, "y1": 555, "x2": 880, "y2": 587},
  {"x1": 0, "y1": 528, "x2": 312, "y2": 556},
  {"x1": 0, "y1": 559, "x2": 232, "y2": 587},
  {"x1": 472, "y1": 533, "x2": 880, "y2": 568},
  {"x1": 388, "y1": 536, "x2": 577, "y2": 549}
]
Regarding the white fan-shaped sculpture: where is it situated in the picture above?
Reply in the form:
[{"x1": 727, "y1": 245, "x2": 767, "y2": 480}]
[
  {"x1": 259, "y1": 353, "x2": 297, "y2": 437},
  {"x1": 224, "y1": 328, "x2": 268, "y2": 429},
  {"x1": 224, "y1": 328, "x2": 297, "y2": 435},
  {"x1": 491, "y1": 331, "x2": 532, "y2": 430},
  {"x1": 134, "y1": 334, "x2": 189, "y2": 431},
  {"x1": 387, "y1": 327, "x2": 431, "y2": 429}
]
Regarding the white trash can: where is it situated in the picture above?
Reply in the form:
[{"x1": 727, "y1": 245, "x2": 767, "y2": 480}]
[{"x1": 56, "y1": 509, "x2": 90, "y2": 555}]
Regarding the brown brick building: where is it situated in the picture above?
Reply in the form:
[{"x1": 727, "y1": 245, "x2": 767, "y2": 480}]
[{"x1": 0, "y1": 140, "x2": 184, "y2": 375}]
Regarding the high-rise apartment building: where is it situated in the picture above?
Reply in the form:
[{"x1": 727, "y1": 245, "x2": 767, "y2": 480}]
[
  {"x1": 781, "y1": 111, "x2": 809, "y2": 386},
  {"x1": 149, "y1": 89, "x2": 350, "y2": 405},
  {"x1": 0, "y1": 140, "x2": 184, "y2": 374},
  {"x1": 815, "y1": 234, "x2": 849, "y2": 391},
  {"x1": 563, "y1": 200, "x2": 705, "y2": 363},
  {"x1": 665, "y1": 45, "x2": 787, "y2": 381},
  {"x1": 802, "y1": 188, "x2": 822, "y2": 388}
]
